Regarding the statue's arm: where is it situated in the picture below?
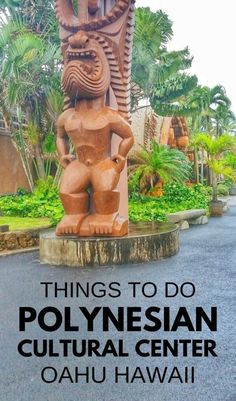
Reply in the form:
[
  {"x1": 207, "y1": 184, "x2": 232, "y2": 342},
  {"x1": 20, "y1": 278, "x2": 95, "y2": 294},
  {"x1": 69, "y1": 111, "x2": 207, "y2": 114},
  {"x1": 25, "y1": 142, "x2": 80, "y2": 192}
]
[
  {"x1": 110, "y1": 113, "x2": 134, "y2": 159},
  {"x1": 56, "y1": 112, "x2": 75, "y2": 169},
  {"x1": 56, "y1": 126, "x2": 69, "y2": 158}
]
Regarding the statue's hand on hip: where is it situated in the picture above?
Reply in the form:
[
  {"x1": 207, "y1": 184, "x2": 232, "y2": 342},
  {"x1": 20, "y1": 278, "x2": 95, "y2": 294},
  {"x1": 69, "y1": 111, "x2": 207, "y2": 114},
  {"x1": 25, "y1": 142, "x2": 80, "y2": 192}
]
[
  {"x1": 60, "y1": 154, "x2": 76, "y2": 169},
  {"x1": 111, "y1": 154, "x2": 126, "y2": 174}
]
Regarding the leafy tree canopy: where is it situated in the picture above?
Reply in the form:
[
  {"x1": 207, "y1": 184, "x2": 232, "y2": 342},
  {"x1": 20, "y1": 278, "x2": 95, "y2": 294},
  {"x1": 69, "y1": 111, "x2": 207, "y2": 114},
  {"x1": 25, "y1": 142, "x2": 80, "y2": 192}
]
[{"x1": 132, "y1": 7, "x2": 198, "y2": 115}]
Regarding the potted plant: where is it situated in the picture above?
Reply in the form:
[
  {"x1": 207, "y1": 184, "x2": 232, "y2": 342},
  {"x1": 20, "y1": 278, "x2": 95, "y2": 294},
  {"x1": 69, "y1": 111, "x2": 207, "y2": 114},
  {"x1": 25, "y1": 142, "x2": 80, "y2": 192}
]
[{"x1": 192, "y1": 133, "x2": 236, "y2": 216}]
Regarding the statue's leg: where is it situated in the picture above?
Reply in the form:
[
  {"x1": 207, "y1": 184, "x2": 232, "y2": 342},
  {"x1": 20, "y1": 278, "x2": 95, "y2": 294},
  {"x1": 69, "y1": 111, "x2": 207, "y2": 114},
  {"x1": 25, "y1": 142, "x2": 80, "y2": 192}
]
[
  {"x1": 56, "y1": 160, "x2": 90, "y2": 236},
  {"x1": 79, "y1": 159, "x2": 128, "y2": 237}
]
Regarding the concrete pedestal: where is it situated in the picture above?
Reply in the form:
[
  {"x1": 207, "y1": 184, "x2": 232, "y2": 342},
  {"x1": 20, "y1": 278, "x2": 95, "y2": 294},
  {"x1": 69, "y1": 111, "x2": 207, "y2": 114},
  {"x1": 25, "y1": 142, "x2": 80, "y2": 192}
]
[{"x1": 40, "y1": 222, "x2": 179, "y2": 267}]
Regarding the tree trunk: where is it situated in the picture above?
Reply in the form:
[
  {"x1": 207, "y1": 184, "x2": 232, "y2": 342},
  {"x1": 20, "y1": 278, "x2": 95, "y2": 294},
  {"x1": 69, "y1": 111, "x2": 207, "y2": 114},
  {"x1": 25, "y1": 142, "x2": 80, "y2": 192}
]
[
  {"x1": 200, "y1": 150, "x2": 204, "y2": 184},
  {"x1": 34, "y1": 144, "x2": 46, "y2": 180},
  {"x1": 194, "y1": 149, "x2": 199, "y2": 184},
  {"x1": 212, "y1": 171, "x2": 218, "y2": 202},
  {"x1": 11, "y1": 130, "x2": 34, "y2": 191},
  {"x1": 216, "y1": 120, "x2": 219, "y2": 137}
]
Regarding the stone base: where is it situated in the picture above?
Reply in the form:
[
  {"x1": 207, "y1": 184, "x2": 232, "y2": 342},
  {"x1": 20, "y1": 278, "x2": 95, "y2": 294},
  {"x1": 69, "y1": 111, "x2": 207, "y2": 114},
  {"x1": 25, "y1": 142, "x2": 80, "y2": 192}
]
[{"x1": 40, "y1": 222, "x2": 179, "y2": 267}]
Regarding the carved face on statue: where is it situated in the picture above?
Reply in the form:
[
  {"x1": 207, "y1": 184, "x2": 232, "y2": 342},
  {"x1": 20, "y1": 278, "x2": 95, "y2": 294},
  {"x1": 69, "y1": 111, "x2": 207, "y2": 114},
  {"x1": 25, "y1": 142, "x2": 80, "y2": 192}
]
[{"x1": 62, "y1": 32, "x2": 111, "y2": 100}]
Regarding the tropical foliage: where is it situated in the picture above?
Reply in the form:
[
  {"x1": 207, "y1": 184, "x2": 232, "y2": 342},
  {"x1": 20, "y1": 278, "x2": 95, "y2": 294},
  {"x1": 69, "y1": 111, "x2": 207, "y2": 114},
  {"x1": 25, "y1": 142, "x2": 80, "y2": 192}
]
[
  {"x1": 0, "y1": 1, "x2": 235, "y2": 227},
  {"x1": 0, "y1": 1, "x2": 63, "y2": 189},
  {"x1": 186, "y1": 85, "x2": 235, "y2": 136},
  {"x1": 0, "y1": 180, "x2": 209, "y2": 225},
  {"x1": 132, "y1": 7, "x2": 198, "y2": 115},
  {"x1": 192, "y1": 133, "x2": 236, "y2": 200},
  {"x1": 129, "y1": 183, "x2": 209, "y2": 222},
  {"x1": 129, "y1": 141, "x2": 192, "y2": 194},
  {"x1": 0, "y1": 177, "x2": 63, "y2": 225}
]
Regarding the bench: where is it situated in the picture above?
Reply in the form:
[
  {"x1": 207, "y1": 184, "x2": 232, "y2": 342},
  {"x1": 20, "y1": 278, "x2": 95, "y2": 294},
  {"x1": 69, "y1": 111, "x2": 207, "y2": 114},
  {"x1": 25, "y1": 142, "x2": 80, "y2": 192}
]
[{"x1": 167, "y1": 209, "x2": 208, "y2": 230}]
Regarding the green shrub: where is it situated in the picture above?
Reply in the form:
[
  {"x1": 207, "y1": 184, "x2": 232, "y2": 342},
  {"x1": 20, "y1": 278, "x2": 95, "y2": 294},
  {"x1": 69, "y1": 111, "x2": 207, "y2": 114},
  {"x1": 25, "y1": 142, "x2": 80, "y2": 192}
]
[
  {"x1": 203, "y1": 186, "x2": 213, "y2": 196},
  {"x1": 217, "y1": 183, "x2": 229, "y2": 196},
  {"x1": 0, "y1": 177, "x2": 63, "y2": 225},
  {"x1": 222, "y1": 179, "x2": 233, "y2": 189},
  {"x1": 0, "y1": 181, "x2": 210, "y2": 226},
  {"x1": 129, "y1": 201, "x2": 166, "y2": 222},
  {"x1": 129, "y1": 183, "x2": 210, "y2": 223},
  {"x1": 129, "y1": 141, "x2": 192, "y2": 194},
  {"x1": 162, "y1": 183, "x2": 209, "y2": 208}
]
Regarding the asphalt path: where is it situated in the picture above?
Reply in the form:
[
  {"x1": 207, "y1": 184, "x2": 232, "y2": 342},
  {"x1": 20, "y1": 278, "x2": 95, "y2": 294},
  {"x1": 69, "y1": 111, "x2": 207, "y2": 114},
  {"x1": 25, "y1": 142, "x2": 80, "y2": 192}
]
[{"x1": 0, "y1": 202, "x2": 235, "y2": 401}]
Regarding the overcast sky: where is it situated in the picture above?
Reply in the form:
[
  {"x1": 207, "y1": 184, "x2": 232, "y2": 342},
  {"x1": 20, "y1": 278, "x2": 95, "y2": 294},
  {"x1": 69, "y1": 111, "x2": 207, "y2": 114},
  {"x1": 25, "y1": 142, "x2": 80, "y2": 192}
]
[{"x1": 136, "y1": 0, "x2": 236, "y2": 114}]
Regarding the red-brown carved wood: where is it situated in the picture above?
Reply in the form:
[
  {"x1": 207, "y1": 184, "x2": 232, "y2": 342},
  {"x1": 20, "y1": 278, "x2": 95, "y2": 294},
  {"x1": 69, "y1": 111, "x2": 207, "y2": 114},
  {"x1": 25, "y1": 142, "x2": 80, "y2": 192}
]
[{"x1": 55, "y1": 0, "x2": 135, "y2": 237}]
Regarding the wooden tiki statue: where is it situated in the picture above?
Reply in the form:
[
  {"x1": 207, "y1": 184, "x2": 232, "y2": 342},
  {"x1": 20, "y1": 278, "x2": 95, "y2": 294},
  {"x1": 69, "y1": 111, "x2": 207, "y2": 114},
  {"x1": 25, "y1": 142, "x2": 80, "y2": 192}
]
[{"x1": 55, "y1": 0, "x2": 135, "y2": 237}]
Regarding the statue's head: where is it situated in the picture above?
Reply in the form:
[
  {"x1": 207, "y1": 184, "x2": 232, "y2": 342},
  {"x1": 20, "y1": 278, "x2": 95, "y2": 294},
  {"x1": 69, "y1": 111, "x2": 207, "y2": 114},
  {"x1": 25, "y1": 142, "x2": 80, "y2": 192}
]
[{"x1": 62, "y1": 32, "x2": 110, "y2": 100}]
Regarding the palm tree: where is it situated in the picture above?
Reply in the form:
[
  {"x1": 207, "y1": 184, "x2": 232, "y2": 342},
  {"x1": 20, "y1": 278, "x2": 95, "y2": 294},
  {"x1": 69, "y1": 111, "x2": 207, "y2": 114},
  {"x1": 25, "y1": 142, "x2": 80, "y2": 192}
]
[
  {"x1": 0, "y1": 14, "x2": 63, "y2": 187},
  {"x1": 187, "y1": 85, "x2": 232, "y2": 132},
  {"x1": 186, "y1": 86, "x2": 234, "y2": 184},
  {"x1": 132, "y1": 7, "x2": 198, "y2": 115},
  {"x1": 192, "y1": 133, "x2": 236, "y2": 211},
  {"x1": 129, "y1": 141, "x2": 192, "y2": 194},
  {"x1": 0, "y1": 0, "x2": 58, "y2": 41},
  {"x1": 0, "y1": 0, "x2": 20, "y2": 13},
  {"x1": 225, "y1": 152, "x2": 236, "y2": 169},
  {"x1": 213, "y1": 105, "x2": 236, "y2": 137}
]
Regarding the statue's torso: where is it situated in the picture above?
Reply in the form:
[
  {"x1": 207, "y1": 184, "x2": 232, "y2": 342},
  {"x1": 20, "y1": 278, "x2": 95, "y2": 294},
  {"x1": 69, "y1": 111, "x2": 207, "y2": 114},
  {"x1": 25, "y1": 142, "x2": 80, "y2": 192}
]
[{"x1": 64, "y1": 107, "x2": 112, "y2": 164}]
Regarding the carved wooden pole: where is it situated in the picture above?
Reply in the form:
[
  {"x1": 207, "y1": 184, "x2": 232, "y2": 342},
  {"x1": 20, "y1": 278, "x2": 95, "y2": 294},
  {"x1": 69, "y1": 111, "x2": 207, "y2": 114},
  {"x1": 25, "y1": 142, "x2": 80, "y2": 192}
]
[
  {"x1": 78, "y1": 0, "x2": 88, "y2": 23},
  {"x1": 54, "y1": 0, "x2": 135, "y2": 237},
  {"x1": 102, "y1": 0, "x2": 129, "y2": 219}
]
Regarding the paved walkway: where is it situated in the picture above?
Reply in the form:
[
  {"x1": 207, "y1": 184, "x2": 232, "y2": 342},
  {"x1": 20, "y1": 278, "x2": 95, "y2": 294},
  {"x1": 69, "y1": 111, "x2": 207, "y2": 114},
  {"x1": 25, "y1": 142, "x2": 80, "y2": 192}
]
[{"x1": 0, "y1": 200, "x2": 235, "y2": 401}]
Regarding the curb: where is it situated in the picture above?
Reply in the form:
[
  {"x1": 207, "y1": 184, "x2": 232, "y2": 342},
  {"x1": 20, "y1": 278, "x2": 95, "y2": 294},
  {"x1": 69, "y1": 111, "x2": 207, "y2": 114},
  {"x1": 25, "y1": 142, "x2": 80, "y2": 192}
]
[{"x1": 0, "y1": 246, "x2": 39, "y2": 258}]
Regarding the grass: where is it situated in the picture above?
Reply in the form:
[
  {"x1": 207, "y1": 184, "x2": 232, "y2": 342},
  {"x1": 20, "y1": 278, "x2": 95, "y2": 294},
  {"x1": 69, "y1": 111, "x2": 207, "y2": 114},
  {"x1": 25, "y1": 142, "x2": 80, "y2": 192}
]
[{"x1": 0, "y1": 217, "x2": 51, "y2": 231}]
